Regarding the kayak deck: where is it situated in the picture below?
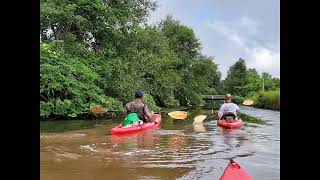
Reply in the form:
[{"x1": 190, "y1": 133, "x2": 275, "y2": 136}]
[
  {"x1": 220, "y1": 160, "x2": 252, "y2": 180},
  {"x1": 217, "y1": 118, "x2": 243, "y2": 129},
  {"x1": 111, "y1": 114, "x2": 161, "y2": 135}
]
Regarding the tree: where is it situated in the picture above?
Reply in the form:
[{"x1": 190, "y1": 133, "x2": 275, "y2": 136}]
[
  {"x1": 244, "y1": 68, "x2": 262, "y2": 93},
  {"x1": 223, "y1": 58, "x2": 248, "y2": 96},
  {"x1": 40, "y1": 43, "x2": 122, "y2": 118},
  {"x1": 40, "y1": 0, "x2": 157, "y2": 52},
  {"x1": 159, "y1": 16, "x2": 201, "y2": 68},
  {"x1": 262, "y1": 72, "x2": 278, "y2": 91},
  {"x1": 40, "y1": 0, "x2": 223, "y2": 118}
]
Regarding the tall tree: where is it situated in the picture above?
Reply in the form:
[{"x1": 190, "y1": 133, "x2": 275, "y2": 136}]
[
  {"x1": 223, "y1": 58, "x2": 248, "y2": 96},
  {"x1": 244, "y1": 68, "x2": 262, "y2": 93},
  {"x1": 159, "y1": 16, "x2": 201, "y2": 68},
  {"x1": 40, "y1": 1, "x2": 223, "y2": 118},
  {"x1": 40, "y1": 0, "x2": 157, "y2": 53}
]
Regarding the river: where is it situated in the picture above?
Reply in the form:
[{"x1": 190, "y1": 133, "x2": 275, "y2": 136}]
[{"x1": 40, "y1": 106, "x2": 280, "y2": 180}]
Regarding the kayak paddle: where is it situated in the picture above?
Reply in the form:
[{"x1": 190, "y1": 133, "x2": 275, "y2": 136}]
[
  {"x1": 193, "y1": 115, "x2": 207, "y2": 124},
  {"x1": 243, "y1": 99, "x2": 254, "y2": 106},
  {"x1": 168, "y1": 111, "x2": 188, "y2": 120}
]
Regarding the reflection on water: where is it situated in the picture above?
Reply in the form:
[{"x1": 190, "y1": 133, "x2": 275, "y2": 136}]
[
  {"x1": 110, "y1": 130, "x2": 161, "y2": 149},
  {"x1": 167, "y1": 134, "x2": 188, "y2": 150},
  {"x1": 193, "y1": 123, "x2": 206, "y2": 132},
  {"x1": 40, "y1": 107, "x2": 280, "y2": 180}
]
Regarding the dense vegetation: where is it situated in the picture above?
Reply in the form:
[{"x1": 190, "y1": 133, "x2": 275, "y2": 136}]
[
  {"x1": 222, "y1": 59, "x2": 280, "y2": 110},
  {"x1": 40, "y1": 0, "x2": 279, "y2": 119},
  {"x1": 40, "y1": 0, "x2": 221, "y2": 119}
]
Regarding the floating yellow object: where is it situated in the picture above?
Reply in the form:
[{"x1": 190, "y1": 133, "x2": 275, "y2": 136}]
[
  {"x1": 168, "y1": 111, "x2": 188, "y2": 119},
  {"x1": 193, "y1": 115, "x2": 207, "y2": 124},
  {"x1": 243, "y1": 99, "x2": 254, "y2": 106}
]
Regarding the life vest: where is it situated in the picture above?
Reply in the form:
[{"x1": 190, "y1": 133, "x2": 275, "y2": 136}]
[{"x1": 123, "y1": 113, "x2": 140, "y2": 127}]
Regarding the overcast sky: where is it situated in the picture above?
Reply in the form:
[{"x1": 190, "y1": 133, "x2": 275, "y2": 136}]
[{"x1": 148, "y1": 0, "x2": 280, "y2": 79}]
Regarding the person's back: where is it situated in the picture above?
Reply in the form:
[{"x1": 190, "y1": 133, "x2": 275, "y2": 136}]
[
  {"x1": 123, "y1": 90, "x2": 154, "y2": 124},
  {"x1": 218, "y1": 102, "x2": 239, "y2": 118},
  {"x1": 125, "y1": 101, "x2": 148, "y2": 121},
  {"x1": 218, "y1": 94, "x2": 240, "y2": 120}
]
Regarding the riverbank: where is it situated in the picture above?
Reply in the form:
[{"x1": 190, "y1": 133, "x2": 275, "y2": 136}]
[{"x1": 234, "y1": 90, "x2": 280, "y2": 111}]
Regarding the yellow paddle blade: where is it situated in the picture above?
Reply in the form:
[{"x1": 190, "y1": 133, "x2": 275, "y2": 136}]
[
  {"x1": 193, "y1": 115, "x2": 207, "y2": 124},
  {"x1": 243, "y1": 99, "x2": 254, "y2": 106},
  {"x1": 168, "y1": 111, "x2": 188, "y2": 119}
]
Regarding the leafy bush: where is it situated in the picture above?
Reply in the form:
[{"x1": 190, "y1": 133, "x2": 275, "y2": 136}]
[
  {"x1": 143, "y1": 94, "x2": 161, "y2": 112},
  {"x1": 233, "y1": 96, "x2": 244, "y2": 105},
  {"x1": 40, "y1": 43, "x2": 122, "y2": 118}
]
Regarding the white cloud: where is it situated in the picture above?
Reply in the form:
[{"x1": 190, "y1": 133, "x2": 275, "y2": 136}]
[
  {"x1": 208, "y1": 22, "x2": 247, "y2": 48},
  {"x1": 249, "y1": 47, "x2": 280, "y2": 77},
  {"x1": 239, "y1": 16, "x2": 259, "y2": 34},
  {"x1": 208, "y1": 17, "x2": 280, "y2": 78},
  {"x1": 147, "y1": 0, "x2": 279, "y2": 79}
]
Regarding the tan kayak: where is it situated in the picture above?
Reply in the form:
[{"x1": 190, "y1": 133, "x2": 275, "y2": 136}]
[{"x1": 168, "y1": 111, "x2": 188, "y2": 119}]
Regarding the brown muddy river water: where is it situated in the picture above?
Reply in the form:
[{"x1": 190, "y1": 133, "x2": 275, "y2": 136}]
[{"x1": 40, "y1": 106, "x2": 280, "y2": 180}]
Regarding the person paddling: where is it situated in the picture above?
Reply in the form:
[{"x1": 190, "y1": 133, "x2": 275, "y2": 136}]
[
  {"x1": 217, "y1": 94, "x2": 240, "y2": 121},
  {"x1": 121, "y1": 90, "x2": 155, "y2": 127}
]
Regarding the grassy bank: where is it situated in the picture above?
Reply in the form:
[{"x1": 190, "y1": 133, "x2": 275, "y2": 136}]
[
  {"x1": 239, "y1": 90, "x2": 280, "y2": 110},
  {"x1": 254, "y1": 90, "x2": 280, "y2": 110}
]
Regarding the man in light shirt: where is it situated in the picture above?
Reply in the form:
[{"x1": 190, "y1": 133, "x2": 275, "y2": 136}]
[{"x1": 218, "y1": 94, "x2": 240, "y2": 120}]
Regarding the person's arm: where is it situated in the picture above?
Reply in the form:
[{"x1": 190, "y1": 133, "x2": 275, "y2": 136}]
[
  {"x1": 235, "y1": 104, "x2": 240, "y2": 113},
  {"x1": 234, "y1": 104, "x2": 240, "y2": 118},
  {"x1": 144, "y1": 105, "x2": 154, "y2": 120},
  {"x1": 123, "y1": 105, "x2": 128, "y2": 117},
  {"x1": 120, "y1": 105, "x2": 128, "y2": 126}
]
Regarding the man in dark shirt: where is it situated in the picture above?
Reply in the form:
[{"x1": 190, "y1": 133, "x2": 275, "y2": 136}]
[{"x1": 123, "y1": 90, "x2": 154, "y2": 123}]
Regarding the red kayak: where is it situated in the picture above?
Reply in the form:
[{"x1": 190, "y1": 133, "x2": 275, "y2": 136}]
[
  {"x1": 111, "y1": 114, "x2": 161, "y2": 135},
  {"x1": 220, "y1": 159, "x2": 252, "y2": 180},
  {"x1": 217, "y1": 118, "x2": 243, "y2": 129}
]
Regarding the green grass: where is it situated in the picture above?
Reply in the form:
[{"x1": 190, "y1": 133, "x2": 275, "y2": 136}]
[
  {"x1": 236, "y1": 89, "x2": 280, "y2": 110},
  {"x1": 254, "y1": 90, "x2": 280, "y2": 110}
]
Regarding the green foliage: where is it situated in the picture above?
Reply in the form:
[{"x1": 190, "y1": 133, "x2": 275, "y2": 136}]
[
  {"x1": 244, "y1": 68, "x2": 261, "y2": 92},
  {"x1": 159, "y1": 16, "x2": 201, "y2": 60},
  {"x1": 254, "y1": 90, "x2": 280, "y2": 110},
  {"x1": 40, "y1": 0, "x2": 222, "y2": 119},
  {"x1": 223, "y1": 59, "x2": 280, "y2": 109},
  {"x1": 40, "y1": 42, "x2": 122, "y2": 118},
  {"x1": 204, "y1": 100, "x2": 222, "y2": 109},
  {"x1": 233, "y1": 96, "x2": 245, "y2": 105},
  {"x1": 41, "y1": 0, "x2": 157, "y2": 52},
  {"x1": 223, "y1": 58, "x2": 248, "y2": 96},
  {"x1": 143, "y1": 94, "x2": 161, "y2": 112}
]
